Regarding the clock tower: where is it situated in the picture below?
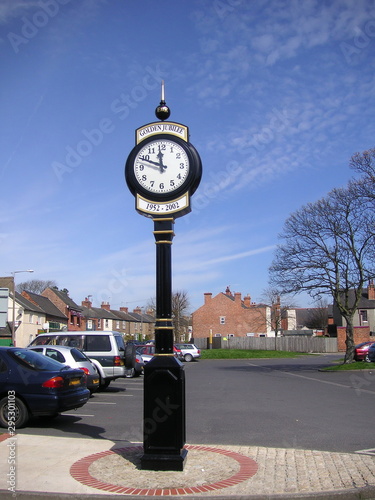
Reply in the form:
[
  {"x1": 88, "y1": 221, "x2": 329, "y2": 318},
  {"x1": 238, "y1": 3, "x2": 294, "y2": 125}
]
[{"x1": 125, "y1": 82, "x2": 202, "y2": 471}]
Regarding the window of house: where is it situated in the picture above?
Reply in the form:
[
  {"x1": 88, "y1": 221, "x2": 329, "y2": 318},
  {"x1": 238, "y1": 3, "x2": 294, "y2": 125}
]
[
  {"x1": 359, "y1": 310, "x2": 368, "y2": 324},
  {"x1": 214, "y1": 333, "x2": 222, "y2": 337},
  {"x1": 98, "y1": 319, "x2": 101, "y2": 328},
  {"x1": 29, "y1": 314, "x2": 33, "y2": 323},
  {"x1": 219, "y1": 316, "x2": 225, "y2": 325},
  {"x1": 116, "y1": 321, "x2": 120, "y2": 329},
  {"x1": 87, "y1": 320, "x2": 93, "y2": 330},
  {"x1": 105, "y1": 319, "x2": 109, "y2": 328},
  {"x1": 228, "y1": 334, "x2": 234, "y2": 338}
]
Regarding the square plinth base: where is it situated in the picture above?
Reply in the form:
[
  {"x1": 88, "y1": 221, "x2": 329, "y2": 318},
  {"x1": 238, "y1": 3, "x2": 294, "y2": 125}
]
[{"x1": 141, "y1": 448, "x2": 188, "y2": 471}]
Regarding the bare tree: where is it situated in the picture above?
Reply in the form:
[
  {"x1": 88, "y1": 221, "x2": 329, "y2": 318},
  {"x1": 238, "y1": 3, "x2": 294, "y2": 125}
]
[
  {"x1": 305, "y1": 299, "x2": 329, "y2": 330},
  {"x1": 350, "y1": 147, "x2": 375, "y2": 181},
  {"x1": 269, "y1": 182, "x2": 375, "y2": 363},
  {"x1": 172, "y1": 290, "x2": 190, "y2": 342},
  {"x1": 16, "y1": 279, "x2": 57, "y2": 294},
  {"x1": 147, "y1": 290, "x2": 190, "y2": 342},
  {"x1": 260, "y1": 288, "x2": 296, "y2": 349}
]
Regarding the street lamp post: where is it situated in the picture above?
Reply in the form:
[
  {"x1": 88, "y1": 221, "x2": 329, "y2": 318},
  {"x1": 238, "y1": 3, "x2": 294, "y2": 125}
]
[{"x1": 11, "y1": 270, "x2": 34, "y2": 346}]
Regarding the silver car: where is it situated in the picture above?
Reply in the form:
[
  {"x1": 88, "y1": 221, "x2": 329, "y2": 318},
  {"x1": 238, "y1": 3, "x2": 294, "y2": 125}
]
[
  {"x1": 174, "y1": 343, "x2": 201, "y2": 362},
  {"x1": 28, "y1": 345, "x2": 99, "y2": 392}
]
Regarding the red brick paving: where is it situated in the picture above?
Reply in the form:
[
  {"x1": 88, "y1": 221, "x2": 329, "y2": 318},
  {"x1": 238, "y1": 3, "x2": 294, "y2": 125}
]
[{"x1": 70, "y1": 444, "x2": 258, "y2": 496}]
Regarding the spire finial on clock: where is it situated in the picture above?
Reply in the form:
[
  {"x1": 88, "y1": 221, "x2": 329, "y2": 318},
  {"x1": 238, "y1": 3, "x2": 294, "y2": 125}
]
[{"x1": 155, "y1": 80, "x2": 171, "y2": 121}]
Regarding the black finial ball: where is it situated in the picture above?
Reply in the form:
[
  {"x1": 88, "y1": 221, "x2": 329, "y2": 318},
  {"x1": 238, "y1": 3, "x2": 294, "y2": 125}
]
[{"x1": 155, "y1": 102, "x2": 171, "y2": 121}]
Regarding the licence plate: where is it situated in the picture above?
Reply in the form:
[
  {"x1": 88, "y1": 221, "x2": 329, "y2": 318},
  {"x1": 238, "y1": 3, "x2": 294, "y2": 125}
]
[{"x1": 69, "y1": 378, "x2": 81, "y2": 386}]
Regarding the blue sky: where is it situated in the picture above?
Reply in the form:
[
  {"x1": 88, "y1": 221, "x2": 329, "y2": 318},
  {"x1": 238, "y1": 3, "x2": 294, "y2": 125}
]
[{"x1": 1, "y1": 0, "x2": 374, "y2": 313}]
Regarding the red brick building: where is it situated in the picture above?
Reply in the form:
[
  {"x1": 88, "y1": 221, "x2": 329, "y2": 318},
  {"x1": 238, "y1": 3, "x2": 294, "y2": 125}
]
[{"x1": 192, "y1": 287, "x2": 271, "y2": 339}]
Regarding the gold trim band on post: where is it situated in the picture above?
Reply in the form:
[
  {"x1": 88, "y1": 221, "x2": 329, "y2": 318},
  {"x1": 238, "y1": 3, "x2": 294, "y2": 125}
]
[
  {"x1": 152, "y1": 217, "x2": 175, "y2": 222},
  {"x1": 155, "y1": 240, "x2": 173, "y2": 244},
  {"x1": 153, "y1": 353, "x2": 176, "y2": 357},
  {"x1": 153, "y1": 230, "x2": 175, "y2": 235}
]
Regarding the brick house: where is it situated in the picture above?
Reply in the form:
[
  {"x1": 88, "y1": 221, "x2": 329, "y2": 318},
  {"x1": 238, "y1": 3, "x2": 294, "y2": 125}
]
[
  {"x1": 192, "y1": 287, "x2": 271, "y2": 338},
  {"x1": 42, "y1": 287, "x2": 85, "y2": 331},
  {"x1": 80, "y1": 298, "x2": 155, "y2": 338},
  {"x1": 333, "y1": 281, "x2": 375, "y2": 334},
  {"x1": 21, "y1": 290, "x2": 68, "y2": 333}
]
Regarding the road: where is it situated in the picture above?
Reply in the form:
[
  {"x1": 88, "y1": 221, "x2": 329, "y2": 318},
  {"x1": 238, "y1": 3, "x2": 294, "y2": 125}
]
[{"x1": 18, "y1": 354, "x2": 375, "y2": 454}]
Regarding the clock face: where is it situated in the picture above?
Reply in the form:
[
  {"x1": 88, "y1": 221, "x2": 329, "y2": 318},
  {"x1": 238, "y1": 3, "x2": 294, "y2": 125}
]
[{"x1": 133, "y1": 138, "x2": 190, "y2": 194}]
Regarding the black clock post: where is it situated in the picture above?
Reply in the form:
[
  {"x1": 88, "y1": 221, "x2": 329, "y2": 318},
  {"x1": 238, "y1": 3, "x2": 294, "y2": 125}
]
[{"x1": 124, "y1": 83, "x2": 202, "y2": 471}]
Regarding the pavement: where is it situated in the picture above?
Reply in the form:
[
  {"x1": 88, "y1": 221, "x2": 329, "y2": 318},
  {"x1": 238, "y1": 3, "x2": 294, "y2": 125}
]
[{"x1": 1, "y1": 433, "x2": 375, "y2": 499}]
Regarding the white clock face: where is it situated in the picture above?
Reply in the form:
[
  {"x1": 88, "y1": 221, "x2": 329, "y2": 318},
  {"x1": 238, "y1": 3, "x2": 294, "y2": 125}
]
[{"x1": 134, "y1": 139, "x2": 190, "y2": 194}]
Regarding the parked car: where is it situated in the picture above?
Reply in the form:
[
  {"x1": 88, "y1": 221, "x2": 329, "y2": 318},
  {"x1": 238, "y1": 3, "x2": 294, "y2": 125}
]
[
  {"x1": 0, "y1": 347, "x2": 90, "y2": 428},
  {"x1": 28, "y1": 345, "x2": 99, "y2": 392},
  {"x1": 28, "y1": 331, "x2": 135, "y2": 389},
  {"x1": 354, "y1": 341, "x2": 375, "y2": 362},
  {"x1": 174, "y1": 343, "x2": 201, "y2": 362},
  {"x1": 125, "y1": 351, "x2": 144, "y2": 378},
  {"x1": 367, "y1": 343, "x2": 375, "y2": 363},
  {"x1": 136, "y1": 344, "x2": 182, "y2": 364}
]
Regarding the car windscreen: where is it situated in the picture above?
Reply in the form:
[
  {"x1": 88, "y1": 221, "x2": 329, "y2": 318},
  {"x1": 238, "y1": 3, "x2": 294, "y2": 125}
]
[{"x1": 11, "y1": 349, "x2": 66, "y2": 371}]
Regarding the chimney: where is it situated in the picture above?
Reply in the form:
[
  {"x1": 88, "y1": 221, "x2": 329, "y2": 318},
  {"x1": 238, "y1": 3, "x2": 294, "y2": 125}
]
[
  {"x1": 225, "y1": 286, "x2": 232, "y2": 296},
  {"x1": 120, "y1": 306, "x2": 128, "y2": 313},
  {"x1": 234, "y1": 292, "x2": 241, "y2": 303},
  {"x1": 244, "y1": 295, "x2": 251, "y2": 307},
  {"x1": 82, "y1": 297, "x2": 92, "y2": 308},
  {"x1": 204, "y1": 293, "x2": 212, "y2": 304},
  {"x1": 368, "y1": 280, "x2": 375, "y2": 300},
  {"x1": 133, "y1": 306, "x2": 142, "y2": 314},
  {"x1": 101, "y1": 301, "x2": 110, "y2": 311}
]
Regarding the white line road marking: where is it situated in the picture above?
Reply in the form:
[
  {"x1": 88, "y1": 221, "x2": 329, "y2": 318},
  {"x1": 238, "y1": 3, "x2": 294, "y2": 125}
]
[
  {"x1": 87, "y1": 401, "x2": 117, "y2": 405},
  {"x1": 64, "y1": 414, "x2": 95, "y2": 417},
  {"x1": 246, "y1": 362, "x2": 375, "y2": 394}
]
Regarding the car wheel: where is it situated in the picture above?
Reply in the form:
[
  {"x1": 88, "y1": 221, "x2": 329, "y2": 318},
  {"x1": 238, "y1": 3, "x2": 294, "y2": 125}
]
[
  {"x1": 98, "y1": 377, "x2": 111, "y2": 391},
  {"x1": 126, "y1": 368, "x2": 136, "y2": 378},
  {"x1": 0, "y1": 396, "x2": 29, "y2": 429},
  {"x1": 184, "y1": 353, "x2": 193, "y2": 362},
  {"x1": 365, "y1": 354, "x2": 371, "y2": 363}
]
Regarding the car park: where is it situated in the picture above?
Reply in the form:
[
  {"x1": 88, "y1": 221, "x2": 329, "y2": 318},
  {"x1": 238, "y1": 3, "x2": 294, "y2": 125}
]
[
  {"x1": 28, "y1": 331, "x2": 134, "y2": 389},
  {"x1": 28, "y1": 345, "x2": 99, "y2": 392},
  {"x1": 354, "y1": 341, "x2": 375, "y2": 362},
  {"x1": 0, "y1": 347, "x2": 90, "y2": 428},
  {"x1": 174, "y1": 343, "x2": 201, "y2": 362},
  {"x1": 367, "y1": 343, "x2": 375, "y2": 362}
]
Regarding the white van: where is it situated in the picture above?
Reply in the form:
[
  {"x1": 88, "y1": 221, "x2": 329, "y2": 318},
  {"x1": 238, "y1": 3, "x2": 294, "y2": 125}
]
[{"x1": 28, "y1": 331, "x2": 134, "y2": 389}]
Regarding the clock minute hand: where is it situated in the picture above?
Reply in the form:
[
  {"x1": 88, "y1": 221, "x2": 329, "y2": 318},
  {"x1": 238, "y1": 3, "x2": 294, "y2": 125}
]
[{"x1": 139, "y1": 157, "x2": 162, "y2": 169}]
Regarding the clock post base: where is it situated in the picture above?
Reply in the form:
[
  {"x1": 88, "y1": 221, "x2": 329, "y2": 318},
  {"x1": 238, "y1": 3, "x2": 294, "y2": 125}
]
[{"x1": 141, "y1": 354, "x2": 187, "y2": 471}]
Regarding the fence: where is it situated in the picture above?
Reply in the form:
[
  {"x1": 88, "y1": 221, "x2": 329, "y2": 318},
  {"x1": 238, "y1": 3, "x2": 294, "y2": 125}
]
[{"x1": 192, "y1": 336, "x2": 338, "y2": 353}]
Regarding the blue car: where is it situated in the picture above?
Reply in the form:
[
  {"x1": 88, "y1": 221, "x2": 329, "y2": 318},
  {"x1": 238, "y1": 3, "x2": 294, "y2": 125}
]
[
  {"x1": 0, "y1": 347, "x2": 90, "y2": 428},
  {"x1": 367, "y1": 343, "x2": 375, "y2": 363}
]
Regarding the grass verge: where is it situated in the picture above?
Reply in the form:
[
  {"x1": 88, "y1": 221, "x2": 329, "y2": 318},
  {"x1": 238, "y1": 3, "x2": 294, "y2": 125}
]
[
  {"x1": 200, "y1": 349, "x2": 306, "y2": 359},
  {"x1": 321, "y1": 361, "x2": 375, "y2": 371}
]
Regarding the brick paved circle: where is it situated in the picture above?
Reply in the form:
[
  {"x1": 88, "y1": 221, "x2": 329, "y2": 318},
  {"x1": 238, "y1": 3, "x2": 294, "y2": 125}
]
[{"x1": 70, "y1": 444, "x2": 258, "y2": 495}]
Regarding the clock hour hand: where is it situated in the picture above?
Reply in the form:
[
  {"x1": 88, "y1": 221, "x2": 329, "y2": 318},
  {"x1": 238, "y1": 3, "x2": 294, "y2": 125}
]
[{"x1": 157, "y1": 149, "x2": 167, "y2": 172}]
